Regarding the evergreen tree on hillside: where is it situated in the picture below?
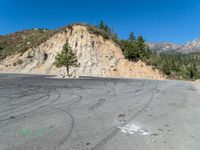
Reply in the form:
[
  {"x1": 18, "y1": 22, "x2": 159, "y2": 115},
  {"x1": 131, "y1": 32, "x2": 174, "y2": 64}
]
[
  {"x1": 129, "y1": 32, "x2": 136, "y2": 43},
  {"x1": 54, "y1": 43, "x2": 79, "y2": 77},
  {"x1": 98, "y1": 21, "x2": 110, "y2": 34},
  {"x1": 136, "y1": 35, "x2": 150, "y2": 61},
  {"x1": 121, "y1": 33, "x2": 150, "y2": 62},
  {"x1": 99, "y1": 21, "x2": 105, "y2": 30},
  {"x1": 122, "y1": 40, "x2": 139, "y2": 61},
  {"x1": 147, "y1": 51, "x2": 200, "y2": 80},
  {"x1": 98, "y1": 21, "x2": 114, "y2": 39},
  {"x1": 96, "y1": 22, "x2": 200, "y2": 80},
  {"x1": 112, "y1": 33, "x2": 119, "y2": 43}
]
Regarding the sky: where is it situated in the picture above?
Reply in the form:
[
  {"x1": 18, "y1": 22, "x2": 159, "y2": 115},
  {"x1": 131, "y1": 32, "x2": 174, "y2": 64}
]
[{"x1": 0, "y1": 0, "x2": 200, "y2": 44}]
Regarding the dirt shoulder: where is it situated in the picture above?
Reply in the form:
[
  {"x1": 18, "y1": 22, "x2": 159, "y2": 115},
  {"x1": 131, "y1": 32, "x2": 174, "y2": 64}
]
[{"x1": 193, "y1": 80, "x2": 200, "y2": 92}]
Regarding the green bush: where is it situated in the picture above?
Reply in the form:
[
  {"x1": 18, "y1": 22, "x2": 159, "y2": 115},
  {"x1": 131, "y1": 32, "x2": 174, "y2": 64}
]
[
  {"x1": 87, "y1": 25, "x2": 110, "y2": 40},
  {"x1": 87, "y1": 21, "x2": 119, "y2": 42}
]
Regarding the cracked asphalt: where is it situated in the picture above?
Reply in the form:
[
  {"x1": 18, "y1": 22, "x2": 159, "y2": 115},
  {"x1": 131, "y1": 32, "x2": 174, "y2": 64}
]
[{"x1": 0, "y1": 73, "x2": 200, "y2": 150}]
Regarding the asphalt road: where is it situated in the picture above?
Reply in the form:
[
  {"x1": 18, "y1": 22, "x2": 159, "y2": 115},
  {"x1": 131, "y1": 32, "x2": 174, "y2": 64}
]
[{"x1": 0, "y1": 73, "x2": 200, "y2": 150}]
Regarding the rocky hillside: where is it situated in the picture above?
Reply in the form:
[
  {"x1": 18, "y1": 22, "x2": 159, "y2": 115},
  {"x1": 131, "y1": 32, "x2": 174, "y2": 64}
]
[
  {"x1": 0, "y1": 29, "x2": 57, "y2": 60},
  {"x1": 149, "y1": 38, "x2": 200, "y2": 53},
  {"x1": 0, "y1": 24, "x2": 164, "y2": 79}
]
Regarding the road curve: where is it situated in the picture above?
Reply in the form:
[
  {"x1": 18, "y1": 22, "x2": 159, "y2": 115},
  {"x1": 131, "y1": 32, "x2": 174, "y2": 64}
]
[{"x1": 0, "y1": 73, "x2": 200, "y2": 150}]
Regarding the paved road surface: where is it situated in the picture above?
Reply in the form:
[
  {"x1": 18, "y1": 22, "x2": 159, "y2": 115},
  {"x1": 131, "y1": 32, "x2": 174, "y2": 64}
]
[{"x1": 0, "y1": 73, "x2": 200, "y2": 150}]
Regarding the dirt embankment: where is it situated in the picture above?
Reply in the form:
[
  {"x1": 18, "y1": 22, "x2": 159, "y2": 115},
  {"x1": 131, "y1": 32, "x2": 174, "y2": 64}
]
[
  {"x1": 194, "y1": 80, "x2": 200, "y2": 92},
  {"x1": 0, "y1": 25, "x2": 165, "y2": 80}
]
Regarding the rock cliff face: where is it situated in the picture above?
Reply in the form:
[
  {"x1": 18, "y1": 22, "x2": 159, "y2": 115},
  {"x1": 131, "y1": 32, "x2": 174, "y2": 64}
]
[{"x1": 0, "y1": 25, "x2": 164, "y2": 79}]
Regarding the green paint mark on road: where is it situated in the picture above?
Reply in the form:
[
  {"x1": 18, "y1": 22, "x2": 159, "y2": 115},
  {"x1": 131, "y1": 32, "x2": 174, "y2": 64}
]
[{"x1": 19, "y1": 127, "x2": 53, "y2": 138}]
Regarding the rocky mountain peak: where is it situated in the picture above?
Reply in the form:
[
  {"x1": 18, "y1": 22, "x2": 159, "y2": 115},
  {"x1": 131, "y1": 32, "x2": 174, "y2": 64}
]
[{"x1": 149, "y1": 37, "x2": 200, "y2": 53}]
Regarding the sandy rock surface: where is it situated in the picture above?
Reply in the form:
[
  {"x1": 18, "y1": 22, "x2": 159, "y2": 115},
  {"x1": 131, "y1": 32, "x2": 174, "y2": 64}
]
[{"x1": 0, "y1": 25, "x2": 164, "y2": 80}]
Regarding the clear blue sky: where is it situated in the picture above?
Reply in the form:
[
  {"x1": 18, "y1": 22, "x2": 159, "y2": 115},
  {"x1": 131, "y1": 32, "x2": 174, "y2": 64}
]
[{"x1": 0, "y1": 0, "x2": 200, "y2": 44}]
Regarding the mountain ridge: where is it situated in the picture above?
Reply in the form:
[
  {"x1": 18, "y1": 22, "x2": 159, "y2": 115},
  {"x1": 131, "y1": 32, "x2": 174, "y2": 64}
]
[{"x1": 149, "y1": 37, "x2": 200, "y2": 53}]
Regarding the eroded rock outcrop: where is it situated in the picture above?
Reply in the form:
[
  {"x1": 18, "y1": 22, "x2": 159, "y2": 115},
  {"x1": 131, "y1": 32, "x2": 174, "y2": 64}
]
[{"x1": 0, "y1": 25, "x2": 164, "y2": 79}]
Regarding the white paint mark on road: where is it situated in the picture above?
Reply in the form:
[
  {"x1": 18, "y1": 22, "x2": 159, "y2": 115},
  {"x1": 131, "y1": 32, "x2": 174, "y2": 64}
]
[{"x1": 118, "y1": 123, "x2": 150, "y2": 135}]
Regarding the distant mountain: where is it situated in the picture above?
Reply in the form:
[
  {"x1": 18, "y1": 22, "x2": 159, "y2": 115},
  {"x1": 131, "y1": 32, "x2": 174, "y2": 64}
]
[{"x1": 148, "y1": 38, "x2": 200, "y2": 53}]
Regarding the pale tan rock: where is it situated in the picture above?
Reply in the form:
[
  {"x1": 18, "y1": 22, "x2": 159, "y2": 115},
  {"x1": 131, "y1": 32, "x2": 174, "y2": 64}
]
[{"x1": 0, "y1": 25, "x2": 165, "y2": 80}]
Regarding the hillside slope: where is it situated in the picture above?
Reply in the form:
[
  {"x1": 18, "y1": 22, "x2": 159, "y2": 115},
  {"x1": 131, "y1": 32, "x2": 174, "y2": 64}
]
[
  {"x1": 0, "y1": 29, "x2": 57, "y2": 60},
  {"x1": 0, "y1": 25, "x2": 164, "y2": 79}
]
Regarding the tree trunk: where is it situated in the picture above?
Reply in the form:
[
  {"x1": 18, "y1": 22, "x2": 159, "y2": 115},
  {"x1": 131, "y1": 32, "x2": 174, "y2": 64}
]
[{"x1": 66, "y1": 66, "x2": 70, "y2": 77}]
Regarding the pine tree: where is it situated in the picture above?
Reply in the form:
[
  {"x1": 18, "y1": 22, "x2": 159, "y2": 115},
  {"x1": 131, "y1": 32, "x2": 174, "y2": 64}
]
[
  {"x1": 123, "y1": 41, "x2": 138, "y2": 61},
  {"x1": 54, "y1": 43, "x2": 79, "y2": 77},
  {"x1": 99, "y1": 21, "x2": 105, "y2": 30},
  {"x1": 136, "y1": 35, "x2": 150, "y2": 61},
  {"x1": 112, "y1": 33, "x2": 119, "y2": 43},
  {"x1": 128, "y1": 32, "x2": 136, "y2": 43}
]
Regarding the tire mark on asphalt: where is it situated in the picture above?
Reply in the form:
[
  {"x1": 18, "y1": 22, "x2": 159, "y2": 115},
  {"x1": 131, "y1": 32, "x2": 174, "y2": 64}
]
[
  {"x1": 52, "y1": 106, "x2": 75, "y2": 150},
  {"x1": 52, "y1": 91, "x2": 82, "y2": 108},
  {"x1": 0, "y1": 88, "x2": 61, "y2": 124},
  {"x1": 143, "y1": 85, "x2": 187, "y2": 124},
  {"x1": 3, "y1": 90, "x2": 49, "y2": 107},
  {"x1": 104, "y1": 80, "x2": 117, "y2": 97},
  {"x1": 89, "y1": 99, "x2": 106, "y2": 110},
  {"x1": 31, "y1": 88, "x2": 61, "y2": 112},
  {"x1": 89, "y1": 83, "x2": 159, "y2": 150},
  {"x1": 0, "y1": 90, "x2": 50, "y2": 119}
]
